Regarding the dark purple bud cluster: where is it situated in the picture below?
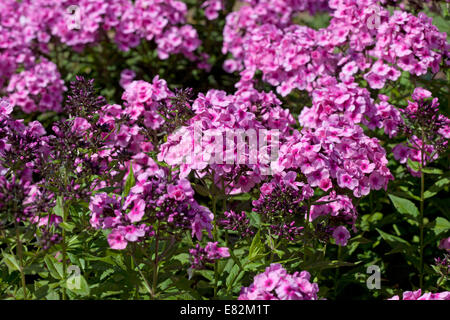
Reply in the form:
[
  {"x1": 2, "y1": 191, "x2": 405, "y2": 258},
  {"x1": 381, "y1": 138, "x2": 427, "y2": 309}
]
[
  {"x1": 220, "y1": 210, "x2": 255, "y2": 238},
  {"x1": 0, "y1": 176, "x2": 36, "y2": 224},
  {"x1": 400, "y1": 88, "x2": 449, "y2": 155},
  {"x1": 252, "y1": 182, "x2": 306, "y2": 241},
  {"x1": 435, "y1": 254, "x2": 450, "y2": 272},
  {"x1": 164, "y1": 87, "x2": 195, "y2": 132},
  {"x1": 189, "y1": 242, "x2": 230, "y2": 270},
  {"x1": 38, "y1": 228, "x2": 62, "y2": 251},
  {"x1": 134, "y1": 87, "x2": 195, "y2": 146},
  {"x1": 269, "y1": 222, "x2": 304, "y2": 242},
  {"x1": 65, "y1": 76, "x2": 107, "y2": 119},
  {"x1": 40, "y1": 77, "x2": 122, "y2": 202}
]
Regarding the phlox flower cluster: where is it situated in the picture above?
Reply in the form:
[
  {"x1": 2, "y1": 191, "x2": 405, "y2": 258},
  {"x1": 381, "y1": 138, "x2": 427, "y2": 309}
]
[
  {"x1": 326, "y1": 1, "x2": 448, "y2": 88},
  {"x1": 158, "y1": 88, "x2": 296, "y2": 194},
  {"x1": 201, "y1": 0, "x2": 224, "y2": 21},
  {"x1": 96, "y1": 75, "x2": 186, "y2": 184},
  {"x1": 239, "y1": 263, "x2": 320, "y2": 300},
  {"x1": 0, "y1": 101, "x2": 50, "y2": 173},
  {"x1": 6, "y1": 59, "x2": 65, "y2": 113},
  {"x1": 117, "y1": 75, "x2": 172, "y2": 128},
  {"x1": 89, "y1": 192, "x2": 147, "y2": 250},
  {"x1": 3, "y1": 75, "x2": 201, "y2": 252},
  {"x1": 241, "y1": 0, "x2": 329, "y2": 15},
  {"x1": 223, "y1": 0, "x2": 448, "y2": 94},
  {"x1": 87, "y1": 77, "x2": 216, "y2": 250},
  {"x1": 252, "y1": 171, "x2": 357, "y2": 245},
  {"x1": 1, "y1": 0, "x2": 200, "y2": 55},
  {"x1": 310, "y1": 194, "x2": 358, "y2": 226},
  {"x1": 0, "y1": 0, "x2": 202, "y2": 113},
  {"x1": 273, "y1": 122, "x2": 393, "y2": 198},
  {"x1": 388, "y1": 289, "x2": 450, "y2": 300},
  {"x1": 365, "y1": 9, "x2": 448, "y2": 82},
  {"x1": 89, "y1": 170, "x2": 214, "y2": 250},
  {"x1": 2, "y1": 72, "x2": 207, "y2": 252},
  {"x1": 121, "y1": 76, "x2": 194, "y2": 136},
  {"x1": 299, "y1": 81, "x2": 403, "y2": 138},
  {"x1": 392, "y1": 136, "x2": 438, "y2": 176},
  {"x1": 222, "y1": 0, "x2": 336, "y2": 95}
]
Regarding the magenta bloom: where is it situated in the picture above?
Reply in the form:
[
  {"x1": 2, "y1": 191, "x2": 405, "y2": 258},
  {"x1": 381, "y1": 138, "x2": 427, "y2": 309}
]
[
  {"x1": 333, "y1": 226, "x2": 351, "y2": 246},
  {"x1": 118, "y1": 225, "x2": 146, "y2": 242},
  {"x1": 389, "y1": 289, "x2": 450, "y2": 300},
  {"x1": 337, "y1": 169, "x2": 357, "y2": 190},
  {"x1": 189, "y1": 241, "x2": 230, "y2": 270},
  {"x1": 126, "y1": 198, "x2": 146, "y2": 223},
  {"x1": 239, "y1": 264, "x2": 319, "y2": 300},
  {"x1": 107, "y1": 230, "x2": 128, "y2": 250},
  {"x1": 36, "y1": 215, "x2": 62, "y2": 227},
  {"x1": 0, "y1": 98, "x2": 13, "y2": 115},
  {"x1": 71, "y1": 117, "x2": 92, "y2": 136},
  {"x1": 438, "y1": 237, "x2": 450, "y2": 251}
]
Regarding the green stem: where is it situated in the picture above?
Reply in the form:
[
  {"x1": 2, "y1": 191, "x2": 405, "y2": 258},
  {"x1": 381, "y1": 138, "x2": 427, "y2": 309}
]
[
  {"x1": 62, "y1": 204, "x2": 68, "y2": 300},
  {"x1": 224, "y1": 231, "x2": 244, "y2": 272},
  {"x1": 15, "y1": 227, "x2": 28, "y2": 300},
  {"x1": 212, "y1": 194, "x2": 219, "y2": 299},
  {"x1": 268, "y1": 230, "x2": 275, "y2": 263},
  {"x1": 436, "y1": 274, "x2": 445, "y2": 289},
  {"x1": 419, "y1": 153, "x2": 425, "y2": 289},
  {"x1": 152, "y1": 226, "x2": 160, "y2": 299},
  {"x1": 303, "y1": 200, "x2": 312, "y2": 263},
  {"x1": 131, "y1": 251, "x2": 154, "y2": 298},
  {"x1": 315, "y1": 244, "x2": 328, "y2": 281},
  {"x1": 334, "y1": 245, "x2": 343, "y2": 299}
]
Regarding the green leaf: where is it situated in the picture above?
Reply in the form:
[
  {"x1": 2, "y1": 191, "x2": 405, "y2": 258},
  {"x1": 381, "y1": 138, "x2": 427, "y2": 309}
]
[
  {"x1": 59, "y1": 222, "x2": 75, "y2": 232},
  {"x1": 94, "y1": 186, "x2": 119, "y2": 194},
  {"x1": 231, "y1": 193, "x2": 252, "y2": 201},
  {"x1": 226, "y1": 264, "x2": 244, "y2": 291},
  {"x1": 388, "y1": 194, "x2": 419, "y2": 218},
  {"x1": 222, "y1": 258, "x2": 235, "y2": 275},
  {"x1": 44, "y1": 256, "x2": 64, "y2": 280},
  {"x1": 53, "y1": 196, "x2": 64, "y2": 217},
  {"x1": 248, "y1": 231, "x2": 265, "y2": 262},
  {"x1": 67, "y1": 275, "x2": 90, "y2": 296},
  {"x1": 422, "y1": 167, "x2": 443, "y2": 175},
  {"x1": 407, "y1": 158, "x2": 420, "y2": 172},
  {"x1": 2, "y1": 253, "x2": 20, "y2": 273},
  {"x1": 247, "y1": 212, "x2": 261, "y2": 228},
  {"x1": 172, "y1": 253, "x2": 190, "y2": 265},
  {"x1": 122, "y1": 162, "x2": 135, "y2": 198},
  {"x1": 432, "y1": 217, "x2": 450, "y2": 236},
  {"x1": 196, "y1": 270, "x2": 214, "y2": 282},
  {"x1": 376, "y1": 229, "x2": 411, "y2": 251},
  {"x1": 192, "y1": 184, "x2": 210, "y2": 197},
  {"x1": 301, "y1": 259, "x2": 355, "y2": 271},
  {"x1": 424, "y1": 177, "x2": 450, "y2": 199}
]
